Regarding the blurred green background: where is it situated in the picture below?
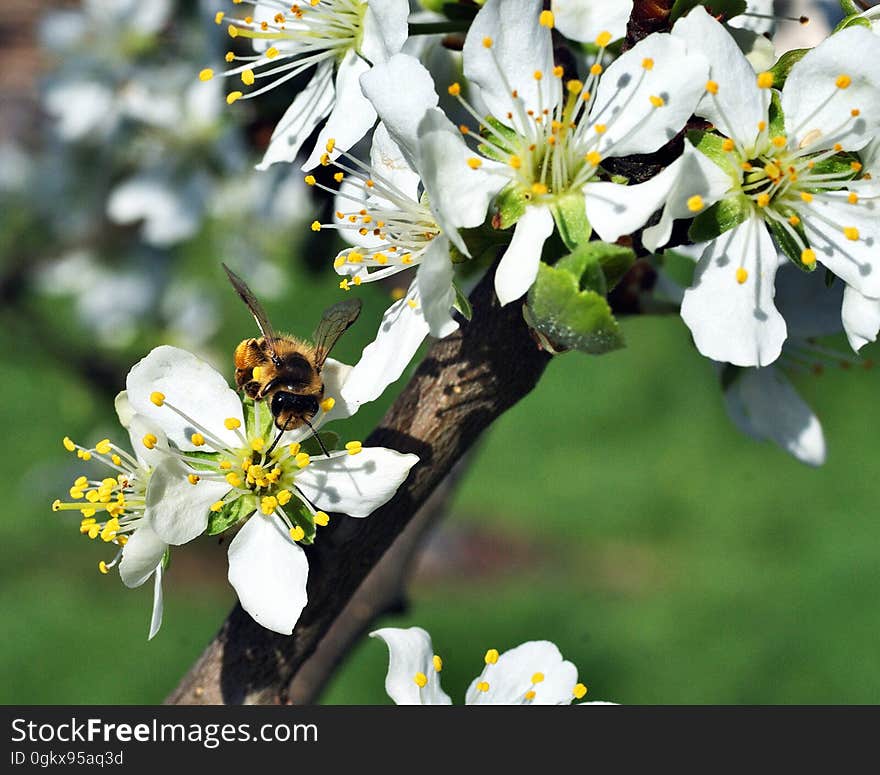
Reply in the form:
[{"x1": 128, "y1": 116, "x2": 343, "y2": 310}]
[{"x1": 3, "y1": 0, "x2": 880, "y2": 706}]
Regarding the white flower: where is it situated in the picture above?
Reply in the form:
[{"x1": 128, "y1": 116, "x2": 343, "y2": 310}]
[
  {"x1": 371, "y1": 626, "x2": 614, "y2": 705},
  {"x1": 52, "y1": 394, "x2": 169, "y2": 639},
  {"x1": 124, "y1": 346, "x2": 419, "y2": 634},
  {"x1": 649, "y1": 7, "x2": 880, "y2": 367},
  {"x1": 448, "y1": 0, "x2": 708, "y2": 305},
  {"x1": 550, "y1": 0, "x2": 633, "y2": 44},
  {"x1": 203, "y1": 0, "x2": 408, "y2": 170}
]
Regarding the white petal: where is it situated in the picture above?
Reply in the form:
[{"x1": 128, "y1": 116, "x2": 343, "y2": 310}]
[
  {"x1": 319, "y1": 358, "x2": 358, "y2": 422},
  {"x1": 227, "y1": 513, "x2": 309, "y2": 635},
  {"x1": 681, "y1": 217, "x2": 787, "y2": 367},
  {"x1": 119, "y1": 523, "x2": 166, "y2": 589},
  {"x1": 416, "y1": 109, "x2": 503, "y2": 252},
  {"x1": 126, "y1": 413, "x2": 168, "y2": 469},
  {"x1": 369, "y1": 627, "x2": 452, "y2": 705},
  {"x1": 360, "y1": 0, "x2": 409, "y2": 64},
  {"x1": 551, "y1": 0, "x2": 632, "y2": 43},
  {"x1": 417, "y1": 237, "x2": 459, "y2": 338},
  {"x1": 463, "y1": 0, "x2": 560, "y2": 133},
  {"x1": 146, "y1": 458, "x2": 229, "y2": 545},
  {"x1": 256, "y1": 60, "x2": 335, "y2": 171},
  {"x1": 295, "y1": 448, "x2": 419, "y2": 518},
  {"x1": 729, "y1": 0, "x2": 775, "y2": 35},
  {"x1": 303, "y1": 51, "x2": 376, "y2": 170},
  {"x1": 800, "y1": 194, "x2": 880, "y2": 297},
  {"x1": 359, "y1": 53, "x2": 439, "y2": 170},
  {"x1": 783, "y1": 26, "x2": 880, "y2": 153},
  {"x1": 148, "y1": 564, "x2": 164, "y2": 641},
  {"x1": 44, "y1": 80, "x2": 117, "y2": 141},
  {"x1": 340, "y1": 284, "x2": 430, "y2": 408},
  {"x1": 590, "y1": 33, "x2": 708, "y2": 157},
  {"x1": 370, "y1": 122, "x2": 421, "y2": 203},
  {"x1": 107, "y1": 174, "x2": 204, "y2": 247},
  {"x1": 842, "y1": 285, "x2": 880, "y2": 352},
  {"x1": 724, "y1": 367, "x2": 826, "y2": 466},
  {"x1": 114, "y1": 391, "x2": 134, "y2": 429},
  {"x1": 495, "y1": 204, "x2": 554, "y2": 306},
  {"x1": 126, "y1": 345, "x2": 244, "y2": 451},
  {"x1": 465, "y1": 641, "x2": 578, "y2": 705},
  {"x1": 672, "y1": 6, "x2": 764, "y2": 150}
]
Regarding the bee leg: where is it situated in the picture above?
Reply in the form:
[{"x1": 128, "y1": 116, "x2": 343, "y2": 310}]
[{"x1": 242, "y1": 379, "x2": 262, "y2": 399}]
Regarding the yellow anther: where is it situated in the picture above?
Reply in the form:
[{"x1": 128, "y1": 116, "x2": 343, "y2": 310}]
[
  {"x1": 848, "y1": 192, "x2": 859, "y2": 205},
  {"x1": 260, "y1": 496, "x2": 278, "y2": 515},
  {"x1": 347, "y1": 251, "x2": 364, "y2": 263},
  {"x1": 210, "y1": 500, "x2": 225, "y2": 512},
  {"x1": 788, "y1": 215, "x2": 801, "y2": 226},
  {"x1": 87, "y1": 523, "x2": 100, "y2": 538},
  {"x1": 251, "y1": 437, "x2": 265, "y2": 452},
  {"x1": 590, "y1": 63, "x2": 603, "y2": 77},
  {"x1": 706, "y1": 80, "x2": 719, "y2": 95},
  {"x1": 188, "y1": 474, "x2": 200, "y2": 485},
  {"x1": 326, "y1": 138, "x2": 336, "y2": 153},
  {"x1": 595, "y1": 30, "x2": 612, "y2": 47},
  {"x1": 756, "y1": 193, "x2": 770, "y2": 208},
  {"x1": 320, "y1": 397, "x2": 336, "y2": 412},
  {"x1": 219, "y1": 460, "x2": 232, "y2": 470},
  {"x1": 225, "y1": 51, "x2": 235, "y2": 63},
  {"x1": 75, "y1": 475, "x2": 89, "y2": 487},
  {"x1": 594, "y1": 124, "x2": 607, "y2": 135},
  {"x1": 756, "y1": 71, "x2": 774, "y2": 89},
  {"x1": 539, "y1": 10, "x2": 554, "y2": 28},
  {"x1": 63, "y1": 436, "x2": 76, "y2": 452},
  {"x1": 800, "y1": 192, "x2": 813, "y2": 203},
  {"x1": 242, "y1": 69, "x2": 255, "y2": 86},
  {"x1": 69, "y1": 487, "x2": 83, "y2": 500},
  {"x1": 757, "y1": 121, "x2": 767, "y2": 132},
  {"x1": 531, "y1": 672, "x2": 545, "y2": 684},
  {"x1": 525, "y1": 690, "x2": 536, "y2": 701},
  {"x1": 736, "y1": 267, "x2": 748, "y2": 284},
  {"x1": 142, "y1": 434, "x2": 157, "y2": 450},
  {"x1": 586, "y1": 151, "x2": 602, "y2": 166},
  {"x1": 482, "y1": 36, "x2": 493, "y2": 48},
  {"x1": 649, "y1": 95, "x2": 665, "y2": 108},
  {"x1": 801, "y1": 249, "x2": 817, "y2": 266},
  {"x1": 508, "y1": 155, "x2": 522, "y2": 170},
  {"x1": 687, "y1": 195, "x2": 704, "y2": 212},
  {"x1": 333, "y1": 256, "x2": 346, "y2": 269},
  {"x1": 467, "y1": 157, "x2": 482, "y2": 169},
  {"x1": 95, "y1": 439, "x2": 112, "y2": 454},
  {"x1": 771, "y1": 135, "x2": 787, "y2": 148},
  {"x1": 266, "y1": 46, "x2": 279, "y2": 59},
  {"x1": 843, "y1": 227, "x2": 860, "y2": 241},
  {"x1": 553, "y1": 65, "x2": 564, "y2": 78},
  {"x1": 224, "y1": 417, "x2": 242, "y2": 430},
  {"x1": 742, "y1": 161, "x2": 753, "y2": 171},
  {"x1": 375, "y1": 254, "x2": 388, "y2": 265},
  {"x1": 304, "y1": 175, "x2": 317, "y2": 186},
  {"x1": 531, "y1": 182, "x2": 548, "y2": 195},
  {"x1": 851, "y1": 161, "x2": 863, "y2": 172},
  {"x1": 836, "y1": 74, "x2": 852, "y2": 89},
  {"x1": 484, "y1": 648, "x2": 499, "y2": 665},
  {"x1": 345, "y1": 440, "x2": 363, "y2": 455},
  {"x1": 433, "y1": 655, "x2": 443, "y2": 672},
  {"x1": 228, "y1": 23, "x2": 239, "y2": 38},
  {"x1": 277, "y1": 490, "x2": 292, "y2": 506},
  {"x1": 52, "y1": 499, "x2": 62, "y2": 512},
  {"x1": 289, "y1": 525, "x2": 305, "y2": 542},
  {"x1": 78, "y1": 450, "x2": 92, "y2": 461},
  {"x1": 288, "y1": 442, "x2": 301, "y2": 456},
  {"x1": 477, "y1": 681, "x2": 490, "y2": 693},
  {"x1": 111, "y1": 454, "x2": 122, "y2": 466},
  {"x1": 226, "y1": 91, "x2": 243, "y2": 104},
  {"x1": 98, "y1": 561, "x2": 109, "y2": 575},
  {"x1": 333, "y1": 172, "x2": 345, "y2": 183},
  {"x1": 314, "y1": 511, "x2": 329, "y2": 526},
  {"x1": 214, "y1": 11, "x2": 225, "y2": 23},
  {"x1": 199, "y1": 68, "x2": 214, "y2": 82},
  {"x1": 407, "y1": 299, "x2": 418, "y2": 309},
  {"x1": 295, "y1": 452, "x2": 311, "y2": 468},
  {"x1": 401, "y1": 254, "x2": 414, "y2": 264},
  {"x1": 722, "y1": 138, "x2": 735, "y2": 152},
  {"x1": 225, "y1": 472, "x2": 243, "y2": 487},
  {"x1": 764, "y1": 162, "x2": 781, "y2": 180},
  {"x1": 414, "y1": 672, "x2": 428, "y2": 688},
  {"x1": 150, "y1": 391, "x2": 165, "y2": 407},
  {"x1": 573, "y1": 683, "x2": 588, "y2": 699}
]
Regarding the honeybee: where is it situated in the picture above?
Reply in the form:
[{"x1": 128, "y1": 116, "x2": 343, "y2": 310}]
[{"x1": 223, "y1": 264, "x2": 362, "y2": 436}]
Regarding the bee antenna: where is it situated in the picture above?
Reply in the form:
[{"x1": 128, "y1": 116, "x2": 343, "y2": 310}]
[
  {"x1": 303, "y1": 417, "x2": 331, "y2": 457},
  {"x1": 265, "y1": 416, "x2": 292, "y2": 457}
]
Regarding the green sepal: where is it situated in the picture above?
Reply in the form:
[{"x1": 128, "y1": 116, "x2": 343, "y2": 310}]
[
  {"x1": 453, "y1": 280, "x2": 473, "y2": 321},
  {"x1": 767, "y1": 90, "x2": 785, "y2": 138},
  {"x1": 161, "y1": 548, "x2": 172, "y2": 571},
  {"x1": 670, "y1": 0, "x2": 746, "y2": 22},
  {"x1": 809, "y1": 150, "x2": 861, "y2": 181},
  {"x1": 660, "y1": 249, "x2": 697, "y2": 289},
  {"x1": 769, "y1": 49, "x2": 808, "y2": 90},
  {"x1": 491, "y1": 185, "x2": 528, "y2": 230},
  {"x1": 688, "y1": 194, "x2": 751, "y2": 243},
  {"x1": 207, "y1": 495, "x2": 257, "y2": 536},
  {"x1": 839, "y1": 0, "x2": 862, "y2": 15},
  {"x1": 834, "y1": 13, "x2": 870, "y2": 32},
  {"x1": 180, "y1": 450, "x2": 222, "y2": 473},
  {"x1": 551, "y1": 194, "x2": 592, "y2": 251},
  {"x1": 525, "y1": 262, "x2": 625, "y2": 355},
  {"x1": 557, "y1": 240, "x2": 636, "y2": 293},
  {"x1": 243, "y1": 397, "x2": 273, "y2": 441},
  {"x1": 286, "y1": 500, "x2": 317, "y2": 546},
  {"x1": 825, "y1": 268, "x2": 836, "y2": 288},
  {"x1": 766, "y1": 206, "x2": 814, "y2": 273},
  {"x1": 477, "y1": 116, "x2": 516, "y2": 161},
  {"x1": 687, "y1": 129, "x2": 740, "y2": 181},
  {"x1": 301, "y1": 431, "x2": 340, "y2": 457}
]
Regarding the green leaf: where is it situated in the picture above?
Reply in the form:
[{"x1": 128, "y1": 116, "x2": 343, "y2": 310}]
[
  {"x1": 661, "y1": 249, "x2": 697, "y2": 288},
  {"x1": 687, "y1": 130, "x2": 740, "y2": 181},
  {"x1": 557, "y1": 241, "x2": 635, "y2": 293},
  {"x1": 765, "y1": 206, "x2": 814, "y2": 272},
  {"x1": 688, "y1": 194, "x2": 751, "y2": 242},
  {"x1": 769, "y1": 49, "x2": 809, "y2": 90},
  {"x1": 671, "y1": 0, "x2": 746, "y2": 22},
  {"x1": 301, "y1": 431, "x2": 340, "y2": 457},
  {"x1": 551, "y1": 194, "x2": 592, "y2": 251},
  {"x1": 525, "y1": 263, "x2": 625, "y2": 355},
  {"x1": 207, "y1": 495, "x2": 256, "y2": 536},
  {"x1": 453, "y1": 280, "x2": 473, "y2": 321},
  {"x1": 161, "y1": 548, "x2": 172, "y2": 571},
  {"x1": 491, "y1": 185, "x2": 528, "y2": 230},
  {"x1": 767, "y1": 90, "x2": 785, "y2": 138}
]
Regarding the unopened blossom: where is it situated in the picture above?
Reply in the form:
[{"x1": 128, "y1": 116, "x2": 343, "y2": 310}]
[
  {"x1": 647, "y1": 7, "x2": 880, "y2": 367},
  {"x1": 447, "y1": 0, "x2": 708, "y2": 305},
  {"x1": 371, "y1": 627, "x2": 614, "y2": 705},
  {"x1": 201, "y1": 0, "x2": 407, "y2": 170},
  {"x1": 125, "y1": 346, "x2": 418, "y2": 634},
  {"x1": 52, "y1": 394, "x2": 170, "y2": 639}
]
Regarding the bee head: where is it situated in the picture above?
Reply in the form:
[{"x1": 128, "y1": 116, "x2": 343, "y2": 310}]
[{"x1": 270, "y1": 391, "x2": 319, "y2": 430}]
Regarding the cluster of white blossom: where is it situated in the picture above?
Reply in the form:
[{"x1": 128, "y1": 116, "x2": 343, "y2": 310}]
[{"x1": 51, "y1": 0, "x2": 879, "y2": 702}]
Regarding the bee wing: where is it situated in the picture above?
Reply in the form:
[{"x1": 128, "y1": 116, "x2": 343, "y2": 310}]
[
  {"x1": 223, "y1": 263, "x2": 280, "y2": 362},
  {"x1": 312, "y1": 297, "x2": 362, "y2": 370}
]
